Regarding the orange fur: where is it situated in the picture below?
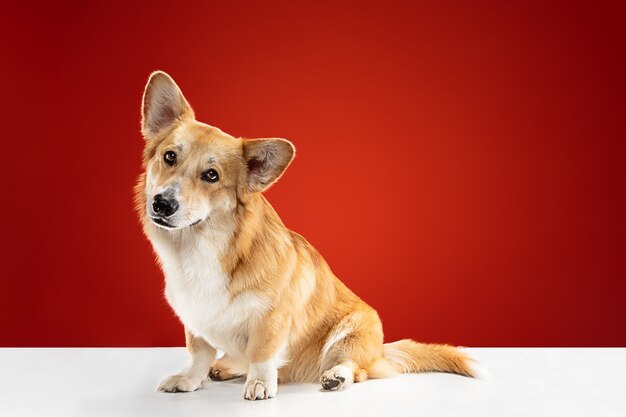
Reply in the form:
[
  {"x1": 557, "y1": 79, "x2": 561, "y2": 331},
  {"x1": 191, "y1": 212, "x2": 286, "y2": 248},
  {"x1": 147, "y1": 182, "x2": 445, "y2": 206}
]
[{"x1": 137, "y1": 71, "x2": 476, "y2": 399}]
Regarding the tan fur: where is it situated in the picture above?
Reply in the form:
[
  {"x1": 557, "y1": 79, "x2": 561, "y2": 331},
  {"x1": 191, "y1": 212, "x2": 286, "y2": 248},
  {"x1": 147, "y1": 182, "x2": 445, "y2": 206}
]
[
  {"x1": 185, "y1": 328, "x2": 215, "y2": 357},
  {"x1": 368, "y1": 340, "x2": 475, "y2": 378},
  {"x1": 209, "y1": 354, "x2": 246, "y2": 381},
  {"x1": 136, "y1": 72, "x2": 476, "y2": 398}
]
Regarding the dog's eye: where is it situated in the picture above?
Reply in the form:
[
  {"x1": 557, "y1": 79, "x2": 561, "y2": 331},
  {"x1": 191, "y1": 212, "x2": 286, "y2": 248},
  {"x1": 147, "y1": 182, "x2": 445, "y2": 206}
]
[
  {"x1": 164, "y1": 151, "x2": 177, "y2": 165},
  {"x1": 201, "y1": 168, "x2": 220, "y2": 183}
]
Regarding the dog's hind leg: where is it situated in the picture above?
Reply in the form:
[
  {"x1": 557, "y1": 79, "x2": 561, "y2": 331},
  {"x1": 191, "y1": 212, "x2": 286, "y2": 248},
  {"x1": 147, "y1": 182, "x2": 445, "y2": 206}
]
[{"x1": 319, "y1": 308, "x2": 383, "y2": 391}]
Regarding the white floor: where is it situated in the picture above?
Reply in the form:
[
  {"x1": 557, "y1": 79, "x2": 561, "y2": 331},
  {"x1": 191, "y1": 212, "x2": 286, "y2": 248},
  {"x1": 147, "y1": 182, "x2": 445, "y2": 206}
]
[{"x1": 0, "y1": 348, "x2": 624, "y2": 417}]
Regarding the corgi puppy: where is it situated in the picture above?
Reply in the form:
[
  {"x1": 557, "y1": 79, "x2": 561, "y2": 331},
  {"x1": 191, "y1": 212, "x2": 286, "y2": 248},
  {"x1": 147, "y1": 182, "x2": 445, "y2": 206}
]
[{"x1": 135, "y1": 71, "x2": 476, "y2": 401}]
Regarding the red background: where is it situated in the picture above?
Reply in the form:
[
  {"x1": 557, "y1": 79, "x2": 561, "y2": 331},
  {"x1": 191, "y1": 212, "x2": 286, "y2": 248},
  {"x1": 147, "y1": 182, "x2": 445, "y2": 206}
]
[{"x1": 1, "y1": 1, "x2": 625, "y2": 347}]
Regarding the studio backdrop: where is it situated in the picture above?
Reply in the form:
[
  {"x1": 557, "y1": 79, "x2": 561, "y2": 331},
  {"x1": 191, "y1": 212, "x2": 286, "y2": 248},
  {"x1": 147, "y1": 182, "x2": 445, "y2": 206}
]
[{"x1": 1, "y1": 1, "x2": 625, "y2": 347}]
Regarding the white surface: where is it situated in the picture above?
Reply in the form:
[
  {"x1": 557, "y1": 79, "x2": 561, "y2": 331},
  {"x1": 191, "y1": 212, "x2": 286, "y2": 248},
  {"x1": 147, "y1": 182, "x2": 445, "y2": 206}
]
[{"x1": 0, "y1": 348, "x2": 625, "y2": 417}]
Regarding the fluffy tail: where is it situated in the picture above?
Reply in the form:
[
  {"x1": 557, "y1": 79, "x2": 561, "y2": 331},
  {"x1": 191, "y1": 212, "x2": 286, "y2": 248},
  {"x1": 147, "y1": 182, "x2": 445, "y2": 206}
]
[{"x1": 367, "y1": 339, "x2": 476, "y2": 379}]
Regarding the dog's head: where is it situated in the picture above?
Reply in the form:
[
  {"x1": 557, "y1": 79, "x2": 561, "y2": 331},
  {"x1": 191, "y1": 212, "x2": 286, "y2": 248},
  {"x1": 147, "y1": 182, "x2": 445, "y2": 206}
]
[{"x1": 138, "y1": 71, "x2": 295, "y2": 231}]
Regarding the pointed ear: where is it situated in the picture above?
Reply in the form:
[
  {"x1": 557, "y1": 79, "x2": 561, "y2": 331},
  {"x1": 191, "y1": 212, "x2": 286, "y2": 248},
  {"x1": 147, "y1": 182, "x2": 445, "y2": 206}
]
[
  {"x1": 243, "y1": 138, "x2": 295, "y2": 192},
  {"x1": 141, "y1": 71, "x2": 194, "y2": 140}
]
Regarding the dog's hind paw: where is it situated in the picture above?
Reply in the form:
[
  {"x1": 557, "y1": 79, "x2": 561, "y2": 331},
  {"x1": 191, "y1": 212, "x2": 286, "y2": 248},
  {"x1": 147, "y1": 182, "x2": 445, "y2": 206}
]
[
  {"x1": 209, "y1": 363, "x2": 240, "y2": 381},
  {"x1": 320, "y1": 365, "x2": 354, "y2": 391}
]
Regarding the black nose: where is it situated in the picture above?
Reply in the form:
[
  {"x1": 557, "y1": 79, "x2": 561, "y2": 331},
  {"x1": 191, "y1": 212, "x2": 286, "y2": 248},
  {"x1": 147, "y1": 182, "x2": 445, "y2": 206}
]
[{"x1": 152, "y1": 194, "x2": 179, "y2": 217}]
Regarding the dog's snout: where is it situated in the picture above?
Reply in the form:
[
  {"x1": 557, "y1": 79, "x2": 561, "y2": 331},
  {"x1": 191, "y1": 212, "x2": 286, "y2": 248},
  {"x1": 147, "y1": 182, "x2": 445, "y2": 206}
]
[{"x1": 152, "y1": 194, "x2": 179, "y2": 217}]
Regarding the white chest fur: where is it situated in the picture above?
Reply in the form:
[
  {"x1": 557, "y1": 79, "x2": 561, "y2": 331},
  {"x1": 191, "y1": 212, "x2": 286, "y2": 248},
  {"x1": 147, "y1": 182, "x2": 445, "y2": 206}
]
[{"x1": 149, "y1": 227, "x2": 269, "y2": 359}]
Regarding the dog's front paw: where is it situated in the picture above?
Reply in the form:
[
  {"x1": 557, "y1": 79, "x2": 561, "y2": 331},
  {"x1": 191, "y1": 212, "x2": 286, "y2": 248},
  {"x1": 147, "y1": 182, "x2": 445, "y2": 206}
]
[
  {"x1": 158, "y1": 374, "x2": 203, "y2": 393},
  {"x1": 244, "y1": 379, "x2": 276, "y2": 400}
]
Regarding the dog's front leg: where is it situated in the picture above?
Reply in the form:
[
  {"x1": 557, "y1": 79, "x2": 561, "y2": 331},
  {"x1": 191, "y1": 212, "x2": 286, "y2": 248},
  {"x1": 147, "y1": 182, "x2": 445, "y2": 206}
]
[
  {"x1": 158, "y1": 328, "x2": 216, "y2": 393},
  {"x1": 243, "y1": 314, "x2": 288, "y2": 401}
]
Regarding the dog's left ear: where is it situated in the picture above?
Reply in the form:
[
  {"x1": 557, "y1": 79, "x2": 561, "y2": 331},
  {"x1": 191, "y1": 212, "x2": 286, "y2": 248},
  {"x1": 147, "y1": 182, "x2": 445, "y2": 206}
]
[
  {"x1": 141, "y1": 71, "x2": 194, "y2": 140},
  {"x1": 243, "y1": 138, "x2": 295, "y2": 192}
]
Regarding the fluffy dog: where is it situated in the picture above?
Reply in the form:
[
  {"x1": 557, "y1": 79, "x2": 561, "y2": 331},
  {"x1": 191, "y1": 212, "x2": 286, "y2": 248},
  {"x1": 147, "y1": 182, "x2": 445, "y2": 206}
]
[{"x1": 135, "y1": 71, "x2": 475, "y2": 400}]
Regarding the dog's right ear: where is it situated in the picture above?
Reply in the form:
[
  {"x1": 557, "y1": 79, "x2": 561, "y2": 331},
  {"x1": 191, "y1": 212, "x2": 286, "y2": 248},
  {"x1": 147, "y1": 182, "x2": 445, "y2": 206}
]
[{"x1": 141, "y1": 71, "x2": 194, "y2": 140}]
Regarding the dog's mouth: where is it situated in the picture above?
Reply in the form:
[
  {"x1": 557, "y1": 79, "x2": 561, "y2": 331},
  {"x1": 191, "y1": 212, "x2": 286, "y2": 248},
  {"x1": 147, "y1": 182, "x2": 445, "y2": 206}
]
[
  {"x1": 151, "y1": 217, "x2": 203, "y2": 230},
  {"x1": 151, "y1": 217, "x2": 175, "y2": 228}
]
